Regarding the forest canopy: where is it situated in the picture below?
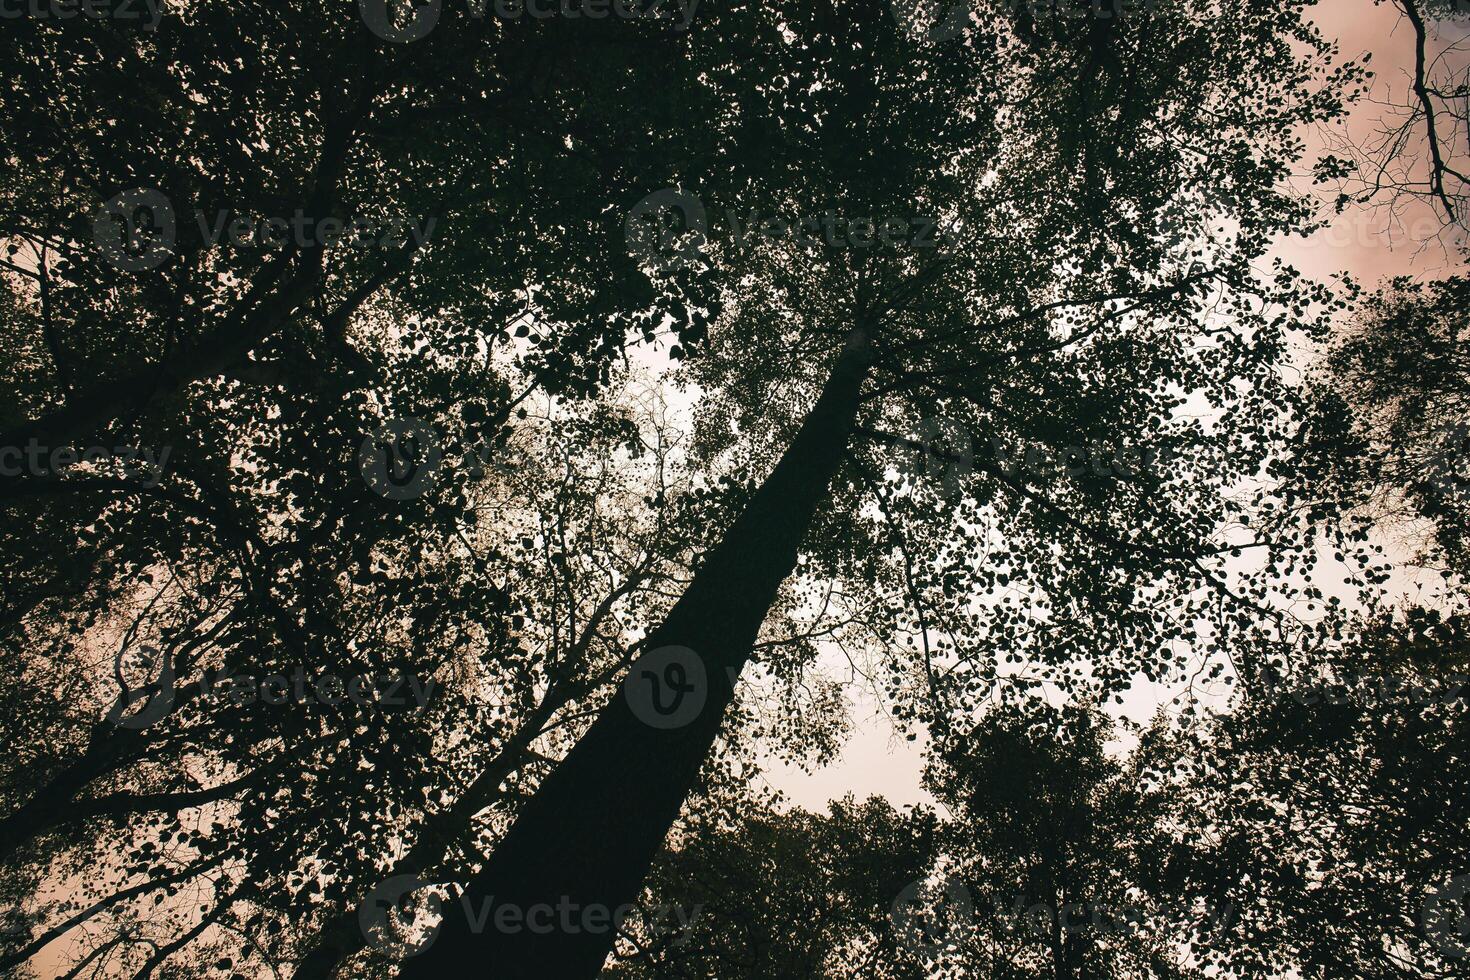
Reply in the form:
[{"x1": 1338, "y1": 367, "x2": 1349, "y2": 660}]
[{"x1": 0, "y1": 1, "x2": 1466, "y2": 978}]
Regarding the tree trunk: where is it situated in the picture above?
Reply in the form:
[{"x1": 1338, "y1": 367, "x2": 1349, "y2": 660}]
[{"x1": 394, "y1": 328, "x2": 875, "y2": 980}]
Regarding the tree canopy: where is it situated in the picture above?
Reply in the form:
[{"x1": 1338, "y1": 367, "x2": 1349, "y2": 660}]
[{"x1": 1, "y1": 1, "x2": 1466, "y2": 979}]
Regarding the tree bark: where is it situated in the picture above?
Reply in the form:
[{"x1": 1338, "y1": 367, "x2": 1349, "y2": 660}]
[{"x1": 394, "y1": 328, "x2": 875, "y2": 980}]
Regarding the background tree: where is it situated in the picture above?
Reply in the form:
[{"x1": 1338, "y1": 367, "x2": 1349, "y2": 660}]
[
  {"x1": 400, "y1": 1, "x2": 1365, "y2": 976},
  {"x1": 606, "y1": 793, "x2": 937, "y2": 979},
  {"x1": 1162, "y1": 606, "x2": 1470, "y2": 979},
  {"x1": 1298, "y1": 274, "x2": 1470, "y2": 576}
]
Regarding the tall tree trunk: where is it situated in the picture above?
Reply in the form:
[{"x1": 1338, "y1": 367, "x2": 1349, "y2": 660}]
[{"x1": 394, "y1": 328, "x2": 875, "y2": 980}]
